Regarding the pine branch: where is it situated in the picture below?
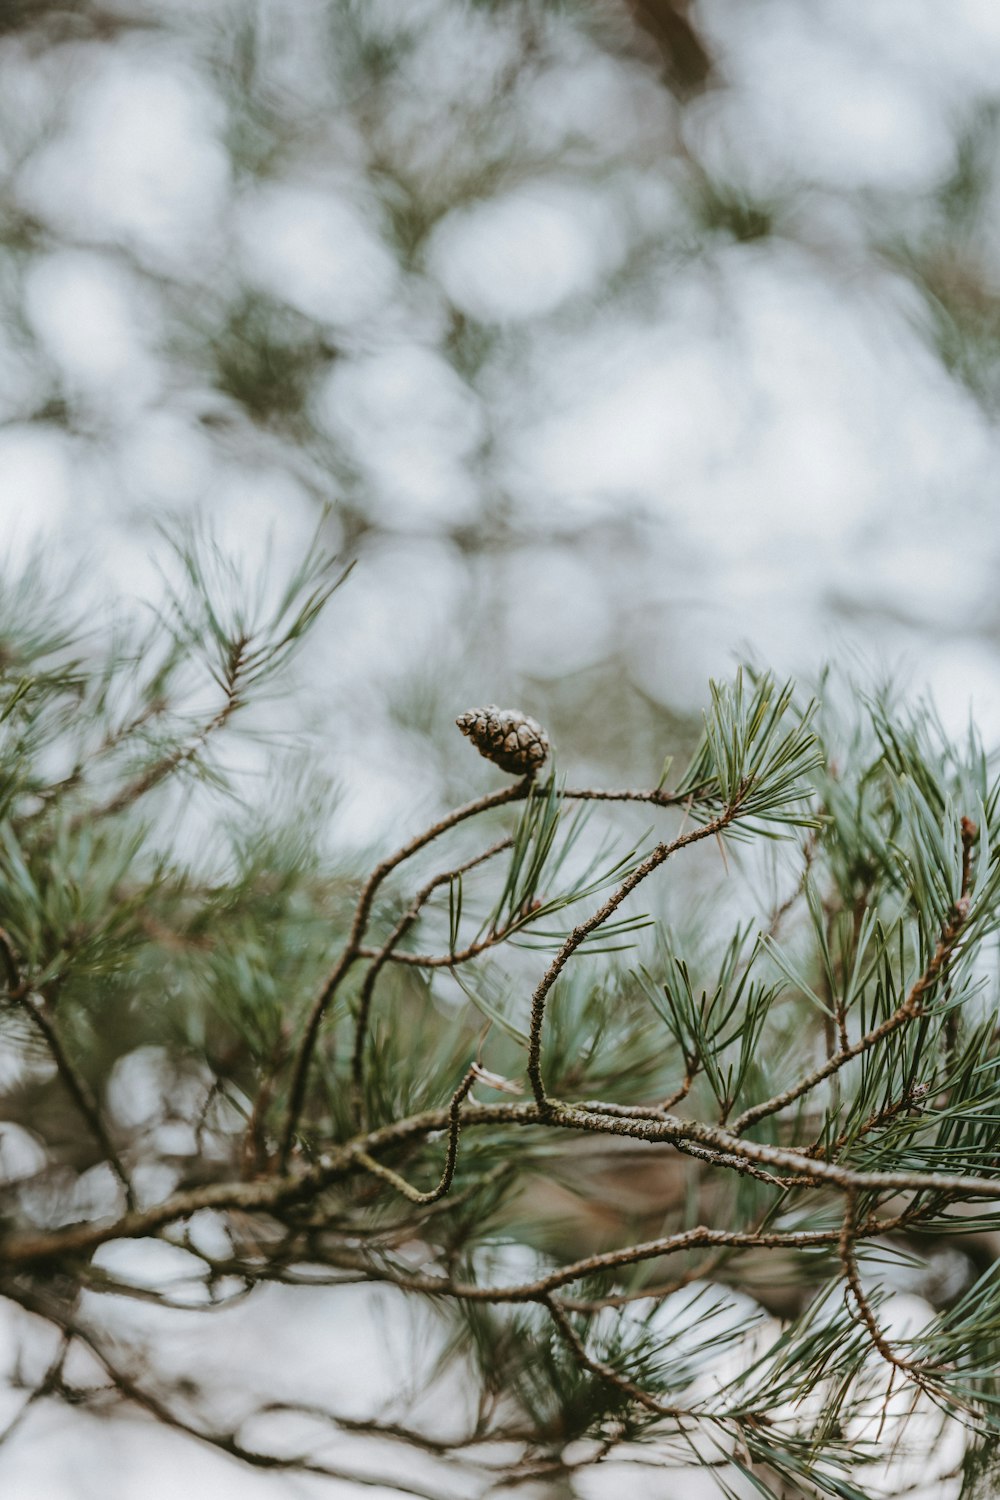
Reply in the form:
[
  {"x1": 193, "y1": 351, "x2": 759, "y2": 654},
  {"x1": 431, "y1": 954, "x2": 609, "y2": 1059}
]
[
  {"x1": 6, "y1": 534, "x2": 1000, "y2": 1494},
  {"x1": 281, "y1": 778, "x2": 712, "y2": 1161}
]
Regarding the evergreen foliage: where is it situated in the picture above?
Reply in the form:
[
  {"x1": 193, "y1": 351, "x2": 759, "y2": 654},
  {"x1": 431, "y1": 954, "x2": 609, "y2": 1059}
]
[{"x1": 2, "y1": 538, "x2": 1000, "y2": 1497}]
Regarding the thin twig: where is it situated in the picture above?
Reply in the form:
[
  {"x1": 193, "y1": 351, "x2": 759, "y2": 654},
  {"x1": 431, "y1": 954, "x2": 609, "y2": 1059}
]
[
  {"x1": 279, "y1": 779, "x2": 531, "y2": 1166},
  {"x1": 0, "y1": 928, "x2": 133, "y2": 1209},
  {"x1": 350, "y1": 837, "x2": 512, "y2": 1124},
  {"x1": 0, "y1": 1331, "x2": 70, "y2": 1449},
  {"x1": 555, "y1": 784, "x2": 714, "y2": 807},
  {"x1": 801, "y1": 1084, "x2": 930, "y2": 1160},
  {"x1": 73, "y1": 635, "x2": 250, "y2": 831},
  {"x1": 19, "y1": 993, "x2": 134, "y2": 1209},
  {"x1": 355, "y1": 923, "x2": 527, "y2": 967},
  {"x1": 353, "y1": 1066, "x2": 477, "y2": 1205},
  {"x1": 839, "y1": 1187, "x2": 924, "y2": 1380},
  {"x1": 731, "y1": 900, "x2": 970, "y2": 1136},
  {"x1": 527, "y1": 809, "x2": 735, "y2": 1108},
  {"x1": 21, "y1": 693, "x2": 170, "y2": 825},
  {"x1": 542, "y1": 1293, "x2": 689, "y2": 1419}
]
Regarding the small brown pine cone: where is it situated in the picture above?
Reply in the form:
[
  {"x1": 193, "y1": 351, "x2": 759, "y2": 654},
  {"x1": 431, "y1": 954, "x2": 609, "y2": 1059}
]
[{"x1": 455, "y1": 705, "x2": 550, "y2": 777}]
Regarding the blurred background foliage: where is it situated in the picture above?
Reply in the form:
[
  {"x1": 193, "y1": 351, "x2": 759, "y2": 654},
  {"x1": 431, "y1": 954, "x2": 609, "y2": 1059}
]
[{"x1": 3, "y1": 0, "x2": 1000, "y2": 850}]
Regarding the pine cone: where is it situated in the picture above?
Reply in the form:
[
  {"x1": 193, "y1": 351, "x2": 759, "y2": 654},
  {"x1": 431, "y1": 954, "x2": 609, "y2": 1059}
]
[{"x1": 455, "y1": 705, "x2": 549, "y2": 777}]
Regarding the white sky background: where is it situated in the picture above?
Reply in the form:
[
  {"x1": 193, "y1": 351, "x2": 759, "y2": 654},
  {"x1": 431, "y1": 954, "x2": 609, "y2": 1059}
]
[{"x1": 3, "y1": 0, "x2": 1000, "y2": 1494}]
